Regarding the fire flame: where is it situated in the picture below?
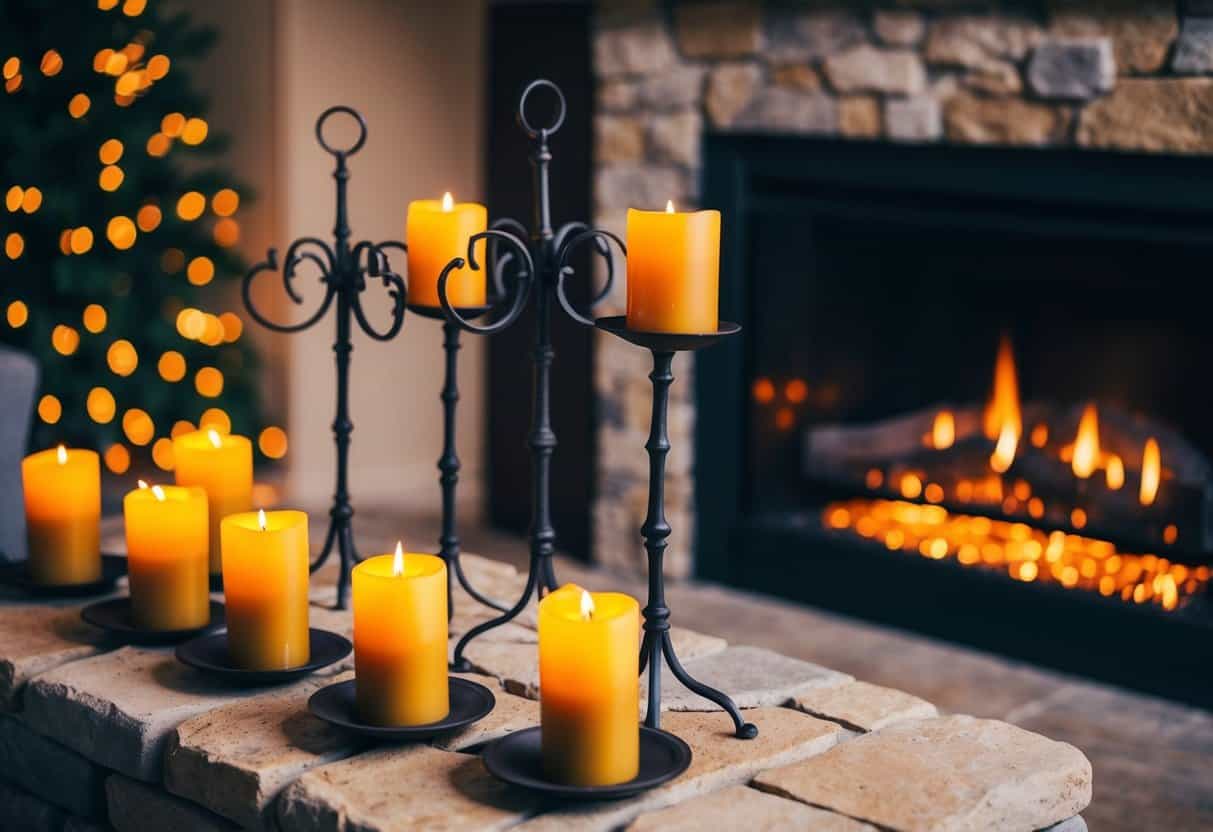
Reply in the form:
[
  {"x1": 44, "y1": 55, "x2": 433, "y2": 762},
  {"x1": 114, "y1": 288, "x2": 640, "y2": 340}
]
[
  {"x1": 441, "y1": 192, "x2": 454, "y2": 212},
  {"x1": 1105, "y1": 454, "x2": 1124, "y2": 490},
  {"x1": 151, "y1": 484, "x2": 166, "y2": 501},
  {"x1": 56, "y1": 444, "x2": 67, "y2": 464},
  {"x1": 932, "y1": 411, "x2": 955, "y2": 450},
  {"x1": 1140, "y1": 438, "x2": 1160, "y2": 506},
  {"x1": 990, "y1": 419, "x2": 1019, "y2": 474},
  {"x1": 258, "y1": 509, "x2": 268, "y2": 531},
  {"x1": 392, "y1": 540, "x2": 404, "y2": 576},
  {"x1": 1071, "y1": 404, "x2": 1101, "y2": 479},
  {"x1": 208, "y1": 429, "x2": 222, "y2": 448},
  {"x1": 580, "y1": 588, "x2": 595, "y2": 620},
  {"x1": 984, "y1": 334, "x2": 1021, "y2": 441}
]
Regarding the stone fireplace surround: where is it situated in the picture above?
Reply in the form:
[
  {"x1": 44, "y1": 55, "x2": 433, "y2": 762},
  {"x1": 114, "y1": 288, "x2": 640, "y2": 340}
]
[{"x1": 591, "y1": 0, "x2": 1213, "y2": 577}]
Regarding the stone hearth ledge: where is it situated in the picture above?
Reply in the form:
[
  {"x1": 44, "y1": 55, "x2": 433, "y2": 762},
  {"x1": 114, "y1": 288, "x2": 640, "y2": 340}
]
[{"x1": 0, "y1": 602, "x2": 107, "y2": 709}]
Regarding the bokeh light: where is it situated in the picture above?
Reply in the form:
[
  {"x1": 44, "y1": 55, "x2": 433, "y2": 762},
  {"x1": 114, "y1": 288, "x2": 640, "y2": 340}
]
[
  {"x1": 106, "y1": 339, "x2": 138, "y2": 376},
  {"x1": 200, "y1": 314, "x2": 224, "y2": 346},
  {"x1": 218, "y1": 312, "x2": 243, "y2": 342},
  {"x1": 4, "y1": 186, "x2": 21, "y2": 211},
  {"x1": 69, "y1": 226, "x2": 94, "y2": 254},
  {"x1": 123, "y1": 0, "x2": 147, "y2": 17},
  {"x1": 187, "y1": 256, "x2": 214, "y2": 286},
  {"x1": 152, "y1": 438, "x2": 175, "y2": 470},
  {"x1": 161, "y1": 248, "x2": 185, "y2": 273},
  {"x1": 258, "y1": 426, "x2": 288, "y2": 460},
  {"x1": 146, "y1": 132, "x2": 171, "y2": 157},
  {"x1": 158, "y1": 350, "x2": 186, "y2": 381},
  {"x1": 87, "y1": 387, "x2": 116, "y2": 423},
  {"x1": 4, "y1": 233, "x2": 23, "y2": 259},
  {"x1": 21, "y1": 187, "x2": 41, "y2": 213},
  {"x1": 99, "y1": 139, "x2": 124, "y2": 164},
  {"x1": 176, "y1": 191, "x2": 205, "y2": 220},
  {"x1": 104, "y1": 52, "x2": 127, "y2": 76},
  {"x1": 195, "y1": 367, "x2": 223, "y2": 398},
  {"x1": 146, "y1": 54, "x2": 169, "y2": 80},
  {"x1": 161, "y1": 112, "x2": 185, "y2": 137},
  {"x1": 52, "y1": 325, "x2": 80, "y2": 355},
  {"x1": 122, "y1": 408, "x2": 154, "y2": 445},
  {"x1": 199, "y1": 407, "x2": 230, "y2": 434},
  {"x1": 136, "y1": 204, "x2": 162, "y2": 232},
  {"x1": 99, "y1": 165, "x2": 124, "y2": 191},
  {"x1": 114, "y1": 70, "x2": 141, "y2": 97},
  {"x1": 82, "y1": 304, "x2": 107, "y2": 333},
  {"x1": 212, "y1": 189, "x2": 239, "y2": 216},
  {"x1": 181, "y1": 117, "x2": 208, "y2": 145},
  {"x1": 40, "y1": 50, "x2": 63, "y2": 76},
  {"x1": 175, "y1": 308, "x2": 205, "y2": 340},
  {"x1": 170, "y1": 419, "x2": 195, "y2": 439},
  {"x1": 104, "y1": 443, "x2": 130, "y2": 474},
  {"x1": 68, "y1": 93, "x2": 90, "y2": 118},
  {"x1": 106, "y1": 215, "x2": 136, "y2": 249},
  {"x1": 2, "y1": 57, "x2": 18, "y2": 80},
  {"x1": 6, "y1": 300, "x2": 28, "y2": 328},
  {"x1": 213, "y1": 218, "x2": 239, "y2": 247},
  {"x1": 37, "y1": 395, "x2": 61, "y2": 424}
]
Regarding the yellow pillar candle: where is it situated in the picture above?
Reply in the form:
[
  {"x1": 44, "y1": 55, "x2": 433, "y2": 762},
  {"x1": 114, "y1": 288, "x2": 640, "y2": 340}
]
[
  {"x1": 173, "y1": 429, "x2": 253, "y2": 575},
  {"x1": 124, "y1": 483, "x2": 210, "y2": 631},
  {"x1": 21, "y1": 446, "x2": 101, "y2": 585},
  {"x1": 405, "y1": 192, "x2": 487, "y2": 308},
  {"x1": 625, "y1": 201, "x2": 720, "y2": 334},
  {"x1": 220, "y1": 509, "x2": 310, "y2": 670},
  {"x1": 540, "y1": 584, "x2": 640, "y2": 787},
  {"x1": 352, "y1": 543, "x2": 448, "y2": 726}
]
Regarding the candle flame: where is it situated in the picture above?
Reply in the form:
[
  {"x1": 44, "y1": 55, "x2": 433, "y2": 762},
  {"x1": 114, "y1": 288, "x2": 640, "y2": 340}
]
[
  {"x1": 137, "y1": 479, "x2": 149, "y2": 489},
  {"x1": 441, "y1": 192, "x2": 454, "y2": 212},
  {"x1": 1140, "y1": 438, "x2": 1160, "y2": 506},
  {"x1": 1071, "y1": 404, "x2": 1101, "y2": 479},
  {"x1": 931, "y1": 410, "x2": 955, "y2": 450},
  {"x1": 257, "y1": 509, "x2": 268, "y2": 531},
  {"x1": 151, "y1": 485, "x2": 166, "y2": 502},
  {"x1": 393, "y1": 540, "x2": 404, "y2": 577},
  {"x1": 580, "y1": 589, "x2": 595, "y2": 620},
  {"x1": 665, "y1": 199, "x2": 675, "y2": 214},
  {"x1": 208, "y1": 429, "x2": 222, "y2": 448},
  {"x1": 56, "y1": 444, "x2": 68, "y2": 464}
]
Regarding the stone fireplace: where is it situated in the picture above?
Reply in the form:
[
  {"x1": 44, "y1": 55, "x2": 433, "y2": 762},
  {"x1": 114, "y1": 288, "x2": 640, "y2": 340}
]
[{"x1": 590, "y1": 0, "x2": 1213, "y2": 582}]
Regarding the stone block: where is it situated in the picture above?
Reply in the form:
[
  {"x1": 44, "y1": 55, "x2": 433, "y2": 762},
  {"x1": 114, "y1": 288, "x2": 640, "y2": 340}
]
[
  {"x1": 945, "y1": 93, "x2": 1071, "y2": 145},
  {"x1": 0, "y1": 714, "x2": 108, "y2": 817},
  {"x1": 754, "y1": 715, "x2": 1092, "y2": 832},
  {"x1": 926, "y1": 15, "x2": 1043, "y2": 65},
  {"x1": 636, "y1": 66, "x2": 706, "y2": 112},
  {"x1": 1027, "y1": 38, "x2": 1115, "y2": 100},
  {"x1": 598, "y1": 78, "x2": 639, "y2": 113},
  {"x1": 628, "y1": 784, "x2": 879, "y2": 832},
  {"x1": 675, "y1": 2, "x2": 762, "y2": 58},
  {"x1": 107, "y1": 774, "x2": 238, "y2": 832},
  {"x1": 432, "y1": 672, "x2": 540, "y2": 752},
  {"x1": 0, "y1": 603, "x2": 105, "y2": 709},
  {"x1": 771, "y1": 64, "x2": 822, "y2": 91},
  {"x1": 22, "y1": 646, "x2": 249, "y2": 782},
  {"x1": 885, "y1": 96, "x2": 942, "y2": 142},
  {"x1": 1049, "y1": 0, "x2": 1176, "y2": 74},
  {"x1": 595, "y1": 165, "x2": 686, "y2": 214},
  {"x1": 1077, "y1": 78, "x2": 1213, "y2": 152},
  {"x1": 518, "y1": 708, "x2": 841, "y2": 832},
  {"x1": 705, "y1": 62, "x2": 762, "y2": 128},
  {"x1": 1173, "y1": 18, "x2": 1213, "y2": 74},
  {"x1": 824, "y1": 46, "x2": 926, "y2": 95},
  {"x1": 277, "y1": 745, "x2": 531, "y2": 832},
  {"x1": 649, "y1": 110, "x2": 703, "y2": 168},
  {"x1": 0, "y1": 777, "x2": 70, "y2": 832},
  {"x1": 732, "y1": 89, "x2": 839, "y2": 134},
  {"x1": 791, "y1": 680, "x2": 937, "y2": 732},
  {"x1": 839, "y1": 96, "x2": 882, "y2": 138},
  {"x1": 765, "y1": 9, "x2": 868, "y2": 64},
  {"x1": 595, "y1": 115, "x2": 645, "y2": 164},
  {"x1": 643, "y1": 646, "x2": 851, "y2": 715},
  {"x1": 594, "y1": 19, "x2": 676, "y2": 79},
  {"x1": 963, "y1": 59, "x2": 1023, "y2": 95},
  {"x1": 874, "y1": 10, "x2": 925, "y2": 47},
  {"x1": 163, "y1": 672, "x2": 364, "y2": 829}
]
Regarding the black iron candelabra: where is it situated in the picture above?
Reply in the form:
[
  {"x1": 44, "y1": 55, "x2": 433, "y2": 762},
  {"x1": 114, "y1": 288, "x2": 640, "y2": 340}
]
[
  {"x1": 242, "y1": 107, "x2": 500, "y2": 614},
  {"x1": 440, "y1": 80, "x2": 618, "y2": 669},
  {"x1": 595, "y1": 318, "x2": 756, "y2": 739}
]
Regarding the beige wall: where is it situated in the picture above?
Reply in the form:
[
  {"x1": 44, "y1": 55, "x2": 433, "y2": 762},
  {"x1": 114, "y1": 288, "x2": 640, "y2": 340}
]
[{"x1": 195, "y1": 1, "x2": 488, "y2": 517}]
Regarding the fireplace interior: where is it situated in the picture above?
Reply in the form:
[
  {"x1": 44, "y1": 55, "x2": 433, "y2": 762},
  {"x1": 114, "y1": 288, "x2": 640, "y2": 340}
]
[{"x1": 696, "y1": 136, "x2": 1213, "y2": 706}]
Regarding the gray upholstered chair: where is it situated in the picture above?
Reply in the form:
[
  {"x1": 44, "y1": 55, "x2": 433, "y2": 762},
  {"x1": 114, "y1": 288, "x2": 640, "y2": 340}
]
[{"x1": 0, "y1": 346, "x2": 37, "y2": 563}]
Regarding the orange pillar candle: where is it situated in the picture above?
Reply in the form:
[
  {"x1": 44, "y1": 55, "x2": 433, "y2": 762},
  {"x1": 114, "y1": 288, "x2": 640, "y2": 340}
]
[
  {"x1": 352, "y1": 543, "x2": 448, "y2": 726},
  {"x1": 173, "y1": 428, "x2": 253, "y2": 576},
  {"x1": 539, "y1": 583, "x2": 640, "y2": 786},
  {"x1": 21, "y1": 446, "x2": 101, "y2": 585},
  {"x1": 123, "y1": 483, "x2": 210, "y2": 631},
  {"x1": 405, "y1": 192, "x2": 487, "y2": 308},
  {"x1": 220, "y1": 509, "x2": 310, "y2": 670},
  {"x1": 625, "y1": 201, "x2": 720, "y2": 334}
]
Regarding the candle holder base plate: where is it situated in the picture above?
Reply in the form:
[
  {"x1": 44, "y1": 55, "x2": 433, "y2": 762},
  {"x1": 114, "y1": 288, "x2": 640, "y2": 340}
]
[
  {"x1": 0, "y1": 554, "x2": 127, "y2": 598},
  {"x1": 308, "y1": 677, "x2": 496, "y2": 741},
  {"x1": 594, "y1": 316, "x2": 741, "y2": 353},
  {"x1": 81, "y1": 599, "x2": 225, "y2": 645},
  {"x1": 482, "y1": 725, "x2": 692, "y2": 800},
  {"x1": 175, "y1": 628, "x2": 352, "y2": 685}
]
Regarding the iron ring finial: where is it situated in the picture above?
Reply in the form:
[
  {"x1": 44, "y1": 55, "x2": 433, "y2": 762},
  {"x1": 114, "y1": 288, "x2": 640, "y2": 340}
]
[
  {"x1": 517, "y1": 79, "x2": 566, "y2": 139},
  {"x1": 315, "y1": 106, "x2": 368, "y2": 157}
]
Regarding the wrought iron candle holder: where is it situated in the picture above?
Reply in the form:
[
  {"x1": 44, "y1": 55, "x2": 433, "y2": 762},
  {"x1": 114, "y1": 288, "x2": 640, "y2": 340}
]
[
  {"x1": 594, "y1": 317, "x2": 757, "y2": 740},
  {"x1": 439, "y1": 80, "x2": 617, "y2": 669}
]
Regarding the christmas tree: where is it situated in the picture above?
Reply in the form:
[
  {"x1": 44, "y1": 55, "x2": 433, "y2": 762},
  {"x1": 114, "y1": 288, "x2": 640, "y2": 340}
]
[{"x1": 0, "y1": 0, "x2": 280, "y2": 475}]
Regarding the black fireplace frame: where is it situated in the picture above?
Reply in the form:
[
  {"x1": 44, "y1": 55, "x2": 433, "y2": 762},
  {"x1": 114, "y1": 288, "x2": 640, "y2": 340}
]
[{"x1": 695, "y1": 135, "x2": 1213, "y2": 705}]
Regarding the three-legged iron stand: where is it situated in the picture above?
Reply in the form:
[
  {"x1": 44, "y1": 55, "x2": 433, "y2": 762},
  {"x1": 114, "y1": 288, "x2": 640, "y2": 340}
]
[
  {"x1": 595, "y1": 317, "x2": 757, "y2": 740},
  {"x1": 439, "y1": 80, "x2": 619, "y2": 670}
]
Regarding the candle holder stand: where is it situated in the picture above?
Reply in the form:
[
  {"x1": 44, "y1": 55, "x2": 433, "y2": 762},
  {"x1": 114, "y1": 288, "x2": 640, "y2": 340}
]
[
  {"x1": 307, "y1": 676, "x2": 496, "y2": 741},
  {"x1": 440, "y1": 80, "x2": 618, "y2": 670},
  {"x1": 243, "y1": 108, "x2": 501, "y2": 615},
  {"x1": 594, "y1": 316, "x2": 757, "y2": 740}
]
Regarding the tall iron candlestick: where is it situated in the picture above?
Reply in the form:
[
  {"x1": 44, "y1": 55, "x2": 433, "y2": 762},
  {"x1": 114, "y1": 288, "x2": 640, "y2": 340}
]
[
  {"x1": 594, "y1": 317, "x2": 757, "y2": 740},
  {"x1": 242, "y1": 107, "x2": 411, "y2": 610},
  {"x1": 440, "y1": 80, "x2": 617, "y2": 669}
]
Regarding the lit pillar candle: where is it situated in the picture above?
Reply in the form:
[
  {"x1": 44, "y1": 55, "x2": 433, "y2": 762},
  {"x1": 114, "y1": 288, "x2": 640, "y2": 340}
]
[
  {"x1": 21, "y1": 445, "x2": 101, "y2": 585},
  {"x1": 173, "y1": 429, "x2": 252, "y2": 575},
  {"x1": 405, "y1": 192, "x2": 487, "y2": 308},
  {"x1": 626, "y1": 201, "x2": 720, "y2": 334},
  {"x1": 220, "y1": 509, "x2": 310, "y2": 670},
  {"x1": 352, "y1": 543, "x2": 447, "y2": 725},
  {"x1": 124, "y1": 482, "x2": 210, "y2": 631},
  {"x1": 540, "y1": 584, "x2": 640, "y2": 786}
]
